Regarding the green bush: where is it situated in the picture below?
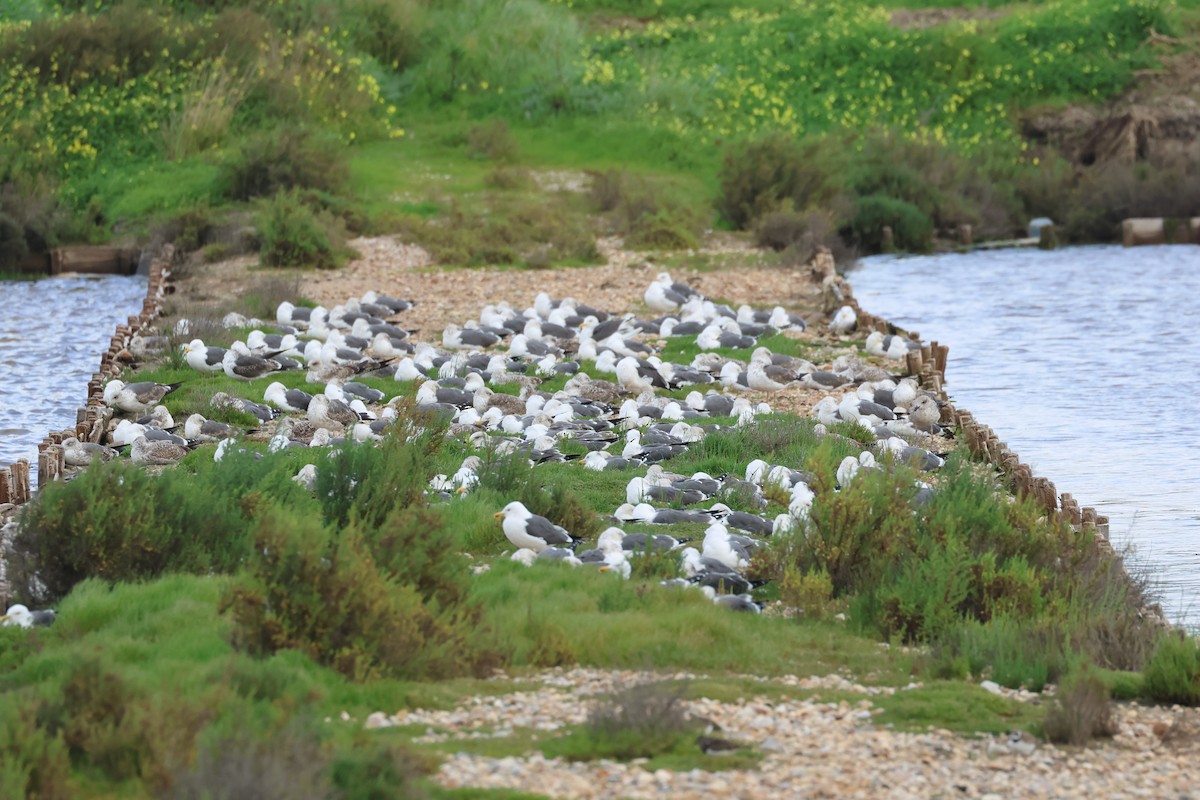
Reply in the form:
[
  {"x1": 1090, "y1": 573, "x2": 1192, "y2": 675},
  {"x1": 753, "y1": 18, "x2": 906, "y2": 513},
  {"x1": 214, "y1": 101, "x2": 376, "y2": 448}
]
[
  {"x1": 219, "y1": 130, "x2": 348, "y2": 202},
  {"x1": 0, "y1": 696, "x2": 72, "y2": 800},
  {"x1": 1142, "y1": 634, "x2": 1200, "y2": 706},
  {"x1": 256, "y1": 190, "x2": 347, "y2": 270},
  {"x1": 222, "y1": 506, "x2": 493, "y2": 681},
  {"x1": 314, "y1": 430, "x2": 442, "y2": 531},
  {"x1": 10, "y1": 460, "x2": 256, "y2": 604},
  {"x1": 849, "y1": 194, "x2": 933, "y2": 253},
  {"x1": 717, "y1": 134, "x2": 841, "y2": 230}
]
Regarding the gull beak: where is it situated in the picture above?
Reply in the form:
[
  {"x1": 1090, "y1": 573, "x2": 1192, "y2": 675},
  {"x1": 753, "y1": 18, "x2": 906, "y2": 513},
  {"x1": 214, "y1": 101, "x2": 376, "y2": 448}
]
[
  {"x1": 0, "y1": 615, "x2": 9, "y2": 624},
  {"x1": 493, "y1": 512, "x2": 503, "y2": 519}
]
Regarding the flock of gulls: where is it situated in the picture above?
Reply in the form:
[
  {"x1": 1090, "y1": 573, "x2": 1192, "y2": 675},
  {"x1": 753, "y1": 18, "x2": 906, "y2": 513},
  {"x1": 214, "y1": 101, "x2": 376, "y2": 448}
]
[{"x1": 37, "y1": 270, "x2": 951, "y2": 621}]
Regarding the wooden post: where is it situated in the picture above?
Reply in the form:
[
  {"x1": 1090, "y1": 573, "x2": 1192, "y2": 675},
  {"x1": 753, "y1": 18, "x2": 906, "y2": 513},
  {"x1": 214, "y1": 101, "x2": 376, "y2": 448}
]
[
  {"x1": 933, "y1": 344, "x2": 949, "y2": 379},
  {"x1": 1095, "y1": 515, "x2": 1110, "y2": 539},
  {"x1": 12, "y1": 460, "x2": 30, "y2": 504},
  {"x1": 905, "y1": 350, "x2": 923, "y2": 376},
  {"x1": 0, "y1": 467, "x2": 11, "y2": 504}
]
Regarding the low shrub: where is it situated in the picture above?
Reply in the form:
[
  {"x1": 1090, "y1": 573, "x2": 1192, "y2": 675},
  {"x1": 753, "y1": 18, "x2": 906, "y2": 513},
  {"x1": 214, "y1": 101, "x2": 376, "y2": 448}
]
[
  {"x1": 716, "y1": 133, "x2": 842, "y2": 230},
  {"x1": 1062, "y1": 157, "x2": 1200, "y2": 244},
  {"x1": 0, "y1": 178, "x2": 82, "y2": 262},
  {"x1": 1042, "y1": 667, "x2": 1117, "y2": 745},
  {"x1": 35, "y1": 657, "x2": 212, "y2": 793},
  {"x1": 545, "y1": 681, "x2": 697, "y2": 761},
  {"x1": 219, "y1": 130, "x2": 348, "y2": 202},
  {"x1": 484, "y1": 165, "x2": 535, "y2": 191},
  {"x1": 222, "y1": 506, "x2": 492, "y2": 681},
  {"x1": 397, "y1": 195, "x2": 598, "y2": 267},
  {"x1": 780, "y1": 568, "x2": 835, "y2": 621},
  {"x1": 165, "y1": 722, "x2": 331, "y2": 800},
  {"x1": 1142, "y1": 634, "x2": 1200, "y2": 706},
  {"x1": 466, "y1": 118, "x2": 520, "y2": 162},
  {"x1": 236, "y1": 274, "x2": 305, "y2": 321},
  {"x1": 931, "y1": 617, "x2": 1072, "y2": 692},
  {"x1": 0, "y1": 211, "x2": 28, "y2": 270},
  {"x1": 256, "y1": 189, "x2": 348, "y2": 270},
  {"x1": 0, "y1": 696, "x2": 72, "y2": 800},
  {"x1": 10, "y1": 460, "x2": 256, "y2": 604},
  {"x1": 849, "y1": 194, "x2": 933, "y2": 253},
  {"x1": 342, "y1": 0, "x2": 425, "y2": 72},
  {"x1": 587, "y1": 169, "x2": 706, "y2": 250}
]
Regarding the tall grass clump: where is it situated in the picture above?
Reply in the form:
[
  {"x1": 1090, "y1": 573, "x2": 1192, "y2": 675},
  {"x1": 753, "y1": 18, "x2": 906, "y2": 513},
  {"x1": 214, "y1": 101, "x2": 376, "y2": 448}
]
[
  {"x1": 1042, "y1": 667, "x2": 1117, "y2": 745},
  {"x1": 1142, "y1": 634, "x2": 1200, "y2": 706}
]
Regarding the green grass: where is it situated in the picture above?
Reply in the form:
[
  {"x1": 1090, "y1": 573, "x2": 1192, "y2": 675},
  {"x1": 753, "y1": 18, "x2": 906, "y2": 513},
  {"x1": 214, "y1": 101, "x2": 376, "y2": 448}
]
[{"x1": 871, "y1": 682, "x2": 1043, "y2": 735}]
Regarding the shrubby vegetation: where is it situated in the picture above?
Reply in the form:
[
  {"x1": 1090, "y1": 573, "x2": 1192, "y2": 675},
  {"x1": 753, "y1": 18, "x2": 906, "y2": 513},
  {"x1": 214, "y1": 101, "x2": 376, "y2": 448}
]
[
  {"x1": 0, "y1": 0, "x2": 1192, "y2": 268},
  {"x1": 2, "y1": 387, "x2": 1192, "y2": 794}
]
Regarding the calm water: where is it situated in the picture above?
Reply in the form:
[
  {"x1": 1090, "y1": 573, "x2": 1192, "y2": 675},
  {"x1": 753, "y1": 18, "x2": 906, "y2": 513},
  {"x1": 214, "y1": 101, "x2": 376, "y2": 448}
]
[
  {"x1": 0, "y1": 275, "x2": 147, "y2": 473},
  {"x1": 850, "y1": 245, "x2": 1200, "y2": 625}
]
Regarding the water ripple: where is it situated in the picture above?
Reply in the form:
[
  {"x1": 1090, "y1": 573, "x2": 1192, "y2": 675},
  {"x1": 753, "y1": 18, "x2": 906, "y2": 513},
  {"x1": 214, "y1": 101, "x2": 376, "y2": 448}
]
[
  {"x1": 0, "y1": 275, "x2": 147, "y2": 470},
  {"x1": 850, "y1": 245, "x2": 1200, "y2": 627}
]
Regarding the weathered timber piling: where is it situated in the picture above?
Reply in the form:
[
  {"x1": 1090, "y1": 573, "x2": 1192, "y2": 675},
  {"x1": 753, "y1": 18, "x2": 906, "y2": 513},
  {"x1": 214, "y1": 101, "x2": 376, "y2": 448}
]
[{"x1": 0, "y1": 245, "x2": 172, "y2": 511}]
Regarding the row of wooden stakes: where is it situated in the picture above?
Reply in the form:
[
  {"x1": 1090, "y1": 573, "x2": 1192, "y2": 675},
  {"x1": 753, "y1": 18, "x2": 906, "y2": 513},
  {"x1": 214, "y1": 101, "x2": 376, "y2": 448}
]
[
  {"x1": 0, "y1": 247, "x2": 172, "y2": 508},
  {"x1": 839, "y1": 286, "x2": 1109, "y2": 542}
]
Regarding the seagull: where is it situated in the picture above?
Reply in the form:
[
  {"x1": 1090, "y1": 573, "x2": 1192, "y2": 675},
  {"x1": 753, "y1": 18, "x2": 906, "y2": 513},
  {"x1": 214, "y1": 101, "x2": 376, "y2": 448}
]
[
  {"x1": 865, "y1": 331, "x2": 921, "y2": 359},
  {"x1": 1, "y1": 604, "x2": 56, "y2": 628},
  {"x1": 829, "y1": 305, "x2": 857, "y2": 335},
  {"x1": 747, "y1": 359, "x2": 796, "y2": 391},
  {"x1": 697, "y1": 325, "x2": 755, "y2": 350},
  {"x1": 307, "y1": 394, "x2": 362, "y2": 432},
  {"x1": 444, "y1": 323, "x2": 500, "y2": 350},
  {"x1": 130, "y1": 435, "x2": 191, "y2": 465},
  {"x1": 494, "y1": 501, "x2": 577, "y2": 552},
  {"x1": 61, "y1": 437, "x2": 119, "y2": 467},
  {"x1": 184, "y1": 413, "x2": 245, "y2": 443},
  {"x1": 183, "y1": 339, "x2": 228, "y2": 373},
  {"x1": 907, "y1": 395, "x2": 943, "y2": 431},
  {"x1": 222, "y1": 348, "x2": 284, "y2": 381},
  {"x1": 102, "y1": 379, "x2": 182, "y2": 414},
  {"x1": 264, "y1": 381, "x2": 313, "y2": 412}
]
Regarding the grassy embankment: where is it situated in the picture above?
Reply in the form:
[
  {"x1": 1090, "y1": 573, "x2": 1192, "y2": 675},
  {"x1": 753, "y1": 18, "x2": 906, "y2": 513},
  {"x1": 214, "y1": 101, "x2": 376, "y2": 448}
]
[
  {"x1": 2, "y1": 0, "x2": 1200, "y2": 273},
  {"x1": 5, "y1": 0, "x2": 1200, "y2": 796},
  {"x1": 3, "y1": 311, "x2": 1193, "y2": 797}
]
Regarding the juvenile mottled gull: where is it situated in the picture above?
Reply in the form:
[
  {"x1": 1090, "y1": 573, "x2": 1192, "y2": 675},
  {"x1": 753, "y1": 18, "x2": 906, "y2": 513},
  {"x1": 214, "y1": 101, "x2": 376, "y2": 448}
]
[
  {"x1": 62, "y1": 437, "x2": 119, "y2": 467},
  {"x1": 103, "y1": 379, "x2": 181, "y2": 414},
  {"x1": 131, "y1": 435, "x2": 190, "y2": 465}
]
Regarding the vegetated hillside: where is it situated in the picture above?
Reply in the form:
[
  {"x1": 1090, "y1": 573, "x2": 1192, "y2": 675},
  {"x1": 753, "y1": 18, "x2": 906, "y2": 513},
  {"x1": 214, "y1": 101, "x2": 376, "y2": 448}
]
[{"x1": 0, "y1": 0, "x2": 1198, "y2": 268}]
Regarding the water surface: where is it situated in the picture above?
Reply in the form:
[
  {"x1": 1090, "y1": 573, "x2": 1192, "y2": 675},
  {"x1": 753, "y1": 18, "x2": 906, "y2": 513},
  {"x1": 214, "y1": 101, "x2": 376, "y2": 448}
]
[
  {"x1": 850, "y1": 245, "x2": 1200, "y2": 625},
  {"x1": 0, "y1": 274, "x2": 147, "y2": 473}
]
